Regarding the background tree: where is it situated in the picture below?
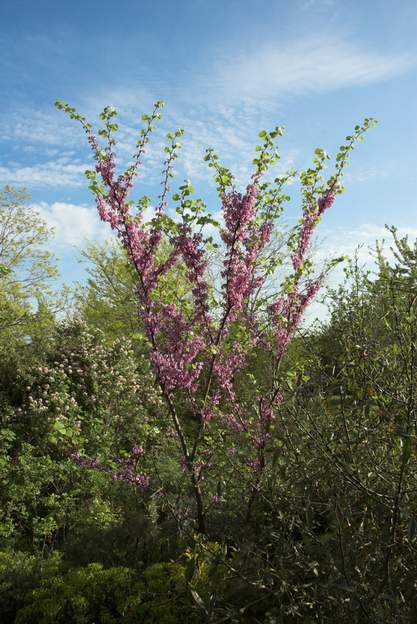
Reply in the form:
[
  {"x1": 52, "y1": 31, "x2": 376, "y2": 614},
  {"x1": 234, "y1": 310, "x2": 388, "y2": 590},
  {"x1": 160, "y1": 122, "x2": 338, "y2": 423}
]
[
  {"x1": 0, "y1": 185, "x2": 57, "y2": 335},
  {"x1": 280, "y1": 229, "x2": 417, "y2": 622},
  {"x1": 0, "y1": 185, "x2": 62, "y2": 410},
  {"x1": 77, "y1": 240, "x2": 141, "y2": 342}
]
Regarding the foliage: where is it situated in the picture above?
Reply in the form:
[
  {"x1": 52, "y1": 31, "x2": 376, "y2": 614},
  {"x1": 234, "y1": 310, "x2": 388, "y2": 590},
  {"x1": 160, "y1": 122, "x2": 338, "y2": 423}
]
[
  {"x1": 76, "y1": 240, "x2": 143, "y2": 343},
  {"x1": 275, "y1": 229, "x2": 417, "y2": 622},
  {"x1": 15, "y1": 562, "x2": 139, "y2": 624},
  {"x1": 0, "y1": 549, "x2": 54, "y2": 622},
  {"x1": 0, "y1": 185, "x2": 67, "y2": 420},
  {"x1": 0, "y1": 321, "x2": 163, "y2": 555},
  {"x1": 2, "y1": 552, "x2": 209, "y2": 623},
  {"x1": 0, "y1": 185, "x2": 58, "y2": 350}
]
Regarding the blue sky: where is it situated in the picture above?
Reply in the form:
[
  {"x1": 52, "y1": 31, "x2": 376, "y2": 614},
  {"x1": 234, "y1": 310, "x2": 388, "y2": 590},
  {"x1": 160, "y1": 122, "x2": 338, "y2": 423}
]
[{"x1": 1, "y1": 0, "x2": 416, "y2": 303}]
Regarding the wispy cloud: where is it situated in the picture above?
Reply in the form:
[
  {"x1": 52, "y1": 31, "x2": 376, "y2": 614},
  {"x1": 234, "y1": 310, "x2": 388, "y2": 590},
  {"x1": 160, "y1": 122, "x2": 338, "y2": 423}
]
[
  {"x1": 0, "y1": 158, "x2": 88, "y2": 188},
  {"x1": 316, "y1": 223, "x2": 417, "y2": 266},
  {"x1": 164, "y1": 104, "x2": 296, "y2": 187},
  {"x1": 1, "y1": 31, "x2": 413, "y2": 196},
  {"x1": 301, "y1": 0, "x2": 336, "y2": 11},
  {"x1": 0, "y1": 101, "x2": 287, "y2": 196},
  {"x1": 0, "y1": 109, "x2": 78, "y2": 146},
  {"x1": 345, "y1": 163, "x2": 394, "y2": 184},
  {"x1": 214, "y1": 37, "x2": 414, "y2": 101}
]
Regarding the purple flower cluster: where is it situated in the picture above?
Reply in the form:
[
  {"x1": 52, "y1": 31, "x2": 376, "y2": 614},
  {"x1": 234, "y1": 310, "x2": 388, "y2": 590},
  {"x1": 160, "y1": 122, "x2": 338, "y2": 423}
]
[
  {"x1": 221, "y1": 185, "x2": 259, "y2": 317},
  {"x1": 112, "y1": 468, "x2": 149, "y2": 488},
  {"x1": 71, "y1": 451, "x2": 102, "y2": 470},
  {"x1": 71, "y1": 447, "x2": 149, "y2": 489},
  {"x1": 268, "y1": 189, "x2": 336, "y2": 362},
  {"x1": 292, "y1": 191, "x2": 336, "y2": 271}
]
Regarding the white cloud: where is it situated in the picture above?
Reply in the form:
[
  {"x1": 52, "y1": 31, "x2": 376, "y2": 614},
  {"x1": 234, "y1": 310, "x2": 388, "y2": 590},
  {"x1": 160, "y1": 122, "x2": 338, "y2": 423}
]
[
  {"x1": 304, "y1": 223, "x2": 417, "y2": 323},
  {"x1": 1, "y1": 32, "x2": 412, "y2": 198},
  {"x1": 31, "y1": 201, "x2": 110, "y2": 247},
  {"x1": 147, "y1": 103, "x2": 297, "y2": 188},
  {"x1": 214, "y1": 38, "x2": 414, "y2": 101},
  {"x1": 345, "y1": 163, "x2": 394, "y2": 184},
  {"x1": 316, "y1": 223, "x2": 417, "y2": 265},
  {"x1": 0, "y1": 109, "x2": 78, "y2": 146},
  {"x1": 301, "y1": 0, "x2": 336, "y2": 10},
  {"x1": 88, "y1": 37, "x2": 411, "y2": 192},
  {"x1": 0, "y1": 159, "x2": 89, "y2": 188},
  {"x1": 30, "y1": 199, "x2": 158, "y2": 249}
]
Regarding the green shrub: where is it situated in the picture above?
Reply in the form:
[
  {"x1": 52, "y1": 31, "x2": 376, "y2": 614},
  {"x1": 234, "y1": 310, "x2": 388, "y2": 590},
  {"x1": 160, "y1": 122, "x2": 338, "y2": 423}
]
[
  {"x1": 0, "y1": 550, "x2": 60, "y2": 623},
  {"x1": 11, "y1": 559, "x2": 204, "y2": 624},
  {"x1": 15, "y1": 562, "x2": 137, "y2": 624}
]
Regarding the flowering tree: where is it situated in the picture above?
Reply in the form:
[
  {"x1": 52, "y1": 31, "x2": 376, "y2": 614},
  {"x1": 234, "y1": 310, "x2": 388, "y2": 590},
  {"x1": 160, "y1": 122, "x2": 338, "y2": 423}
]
[{"x1": 55, "y1": 100, "x2": 375, "y2": 533}]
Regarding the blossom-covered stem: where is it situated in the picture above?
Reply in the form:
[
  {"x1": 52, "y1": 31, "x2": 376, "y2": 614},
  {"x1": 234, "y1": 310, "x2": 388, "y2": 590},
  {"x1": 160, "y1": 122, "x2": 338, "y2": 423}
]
[
  {"x1": 188, "y1": 188, "x2": 257, "y2": 459},
  {"x1": 123, "y1": 102, "x2": 164, "y2": 187},
  {"x1": 145, "y1": 330, "x2": 207, "y2": 531},
  {"x1": 245, "y1": 257, "x2": 325, "y2": 514},
  {"x1": 107, "y1": 202, "x2": 210, "y2": 528},
  {"x1": 190, "y1": 185, "x2": 267, "y2": 461},
  {"x1": 133, "y1": 259, "x2": 207, "y2": 531},
  {"x1": 156, "y1": 136, "x2": 182, "y2": 214},
  {"x1": 245, "y1": 188, "x2": 334, "y2": 522},
  {"x1": 203, "y1": 187, "x2": 258, "y2": 387},
  {"x1": 136, "y1": 268, "x2": 207, "y2": 531},
  {"x1": 100, "y1": 179, "x2": 206, "y2": 532}
]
